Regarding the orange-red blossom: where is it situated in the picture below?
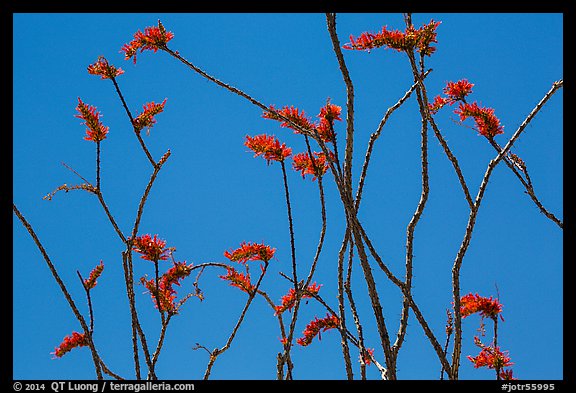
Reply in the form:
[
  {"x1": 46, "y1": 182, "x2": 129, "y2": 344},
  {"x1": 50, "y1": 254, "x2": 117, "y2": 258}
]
[
  {"x1": 121, "y1": 20, "x2": 174, "y2": 64},
  {"x1": 132, "y1": 234, "x2": 171, "y2": 262},
  {"x1": 244, "y1": 134, "x2": 292, "y2": 165},
  {"x1": 83, "y1": 261, "x2": 104, "y2": 290},
  {"x1": 87, "y1": 56, "x2": 124, "y2": 79},
  {"x1": 296, "y1": 313, "x2": 340, "y2": 347},
  {"x1": 52, "y1": 332, "x2": 87, "y2": 358},
  {"x1": 274, "y1": 282, "x2": 321, "y2": 315},
  {"x1": 343, "y1": 19, "x2": 441, "y2": 56},
  {"x1": 224, "y1": 241, "x2": 276, "y2": 264},
  {"x1": 141, "y1": 261, "x2": 193, "y2": 313},
  {"x1": 75, "y1": 98, "x2": 109, "y2": 143},
  {"x1": 460, "y1": 293, "x2": 504, "y2": 320}
]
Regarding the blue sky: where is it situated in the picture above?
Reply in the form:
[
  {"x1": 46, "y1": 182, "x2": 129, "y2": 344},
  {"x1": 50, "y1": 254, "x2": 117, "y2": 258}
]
[{"x1": 13, "y1": 13, "x2": 563, "y2": 380}]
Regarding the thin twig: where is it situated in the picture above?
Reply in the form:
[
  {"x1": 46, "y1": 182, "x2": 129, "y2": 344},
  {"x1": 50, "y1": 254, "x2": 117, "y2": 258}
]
[
  {"x1": 110, "y1": 76, "x2": 156, "y2": 167},
  {"x1": 487, "y1": 137, "x2": 563, "y2": 228},
  {"x1": 77, "y1": 271, "x2": 95, "y2": 334},
  {"x1": 13, "y1": 204, "x2": 103, "y2": 379},
  {"x1": 393, "y1": 51, "x2": 430, "y2": 357},
  {"x1": 203, "y1": 262, "x2": 270, "y2": 379},
  {"x1": 326, "y1": 12, "x2": 355, "y2": 197}
]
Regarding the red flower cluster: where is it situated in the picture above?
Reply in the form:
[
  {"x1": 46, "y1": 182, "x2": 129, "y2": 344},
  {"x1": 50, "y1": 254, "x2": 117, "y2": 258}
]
[
  {"x1": 263, "y1": 102, "x2": 342, "y2": 143},
  {"x1": 133, "y1": 99, "x2": 167, "y2": 133},
  {"x1": 468, "y1": 345, "x2": 514, "y2": 370},
  {"x1": 429, "y1": 79, "x2": 503, "y2": 138},
  {"x1": 83, "y1": 261, "x2": 104, "y2": 290},
  {"x1": 428, "y1": 79, "x2": 474, "y2": 114},
  {"x1": 224, "y1": 241, "x2": 276, "y2": 264},
  {"x1": 343, "y1": 20, "x2": 441, "y2": 56},
  {"x1": 460, "y1": 293, "x2": 503, "y2": 320},
  {"x1": 219, "y1": 266, "x2": 255, "y2": 294},
  {"x1": 274, "y1": 282, "x2": 321, "y2": 315},
  {"x1": 455, "y1": 102, "x2": 504, "y2": 138},
  {"x1": 52, "y1": 331, "x2": 87, "y2": 358},
  {"x1": 121, "y1": 20, "x2": 174, "y2": 64},
  {"x1": 292, "y1": 151, "x2": 333, "y2": 180},
  {"x1": 316, "y1": 102, "x2": 341, "y2": 142},
  {"x1": 132, "y1": 234, "x2": 171, "y2": 262},
  {"x1": 75, "y1": 98, "x2": 109, "y2": 143},
  {"x1": 444, "y1": 79, "x2": 475, "y2": 101},
  {"x1": 245, "y1": 134, "x2": 292, "y2": 164},
  {"x1": 141, "y1": 261, "x2": 192, "y2": 313},
  {"x1": 87, "y1": 56, "x2": 124, "y2": 80},
  {"x1": 296, "y1": 313, "x2": 340, "y2": 346}
]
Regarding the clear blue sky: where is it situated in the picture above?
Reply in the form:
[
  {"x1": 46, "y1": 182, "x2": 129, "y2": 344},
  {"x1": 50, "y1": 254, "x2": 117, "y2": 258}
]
[{"x1": 13, "y1": 13, "x2": 563, "y2": 380}]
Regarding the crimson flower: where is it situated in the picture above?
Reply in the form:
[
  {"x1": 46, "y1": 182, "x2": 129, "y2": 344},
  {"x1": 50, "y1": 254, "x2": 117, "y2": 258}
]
[
  {"x1": 444, "y1": 79, "x2": 474, "y2": 101},
  {"x1": 75, "y1": 98, "x2": 109, "y2": 142},
  {"x1": 224, "y1": 241, "x2": 276, "y2": 264},
  {"x1": 318, "y1": 102, "x2": 342, "y2": 123},
  {"x1": 316, "y1": 102, "x2": 342, "y2": 142},
  {"x1": 468, "y1": 345, "x2": 514, "y2": 370},
  {"x1": 52, "y1": 331, "x2": 87, "y2": 358},
  {"x1": 344, "y1": 20, "x2": 441, "y2": 56},
  {"x1": 245, "y1": 134, "x2": 292, "y2": 164},
  {"x1": 87, "y1": 56, "x2": 124, "y2": 79},
  {"x1": 428, "y1": 95, "x2": 450, "y2": 115},
  {"x1": 132, "y1": 234, "x2": 171, "y2": 261},
  {"x1": 292, "y1": 151, "x2": 333, "y2": 180},
  {"x1": 460, "y1": 293, "x2": 503, "y2": 320},
  {"x1": 455, "y1": 102, "x2": 504, "y2": 138},
  {"x1": 219, "y1": 266, "x2": 255, "y2": 294},
  {"x1": 121, "y1": 20, "x2": 174, "y2": 64},
  {"x1": 428, "y1": 79, "x2": 474, "y2": 114},
  {"x1": 83, "y1": 261, "x2": 104, "y2": 290},
  {"x1": 274, "y1": 282, "x2": 321, "y2": 315},
  {"x1": 133, "y1": 99, "x2": 167, "y2": 133},
  {"x1": 141, "y1": 261, "x2": 192, "y2": 313},
  {"x1": 296, "y1": 313, "x2": 340, "y2": 347}
]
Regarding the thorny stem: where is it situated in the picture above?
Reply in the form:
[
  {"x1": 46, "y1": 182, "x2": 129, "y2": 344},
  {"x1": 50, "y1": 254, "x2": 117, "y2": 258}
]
[
  {"x1": 131, "y1": 150, "x2": 171, "y2": 239},
  {"x1": 280, "y1": 160, "x2": 298, "y2": 296},
  {"x1": 343, "y1": 240, "x2": 361, "y2": 379},
  {"x1": 393, "y1": 50, "x2": 430, "y2": 358},
  {"x1": 203, "y1": 262, "x2": 270, "y2": 379},
  {"x1": 151, "y1": 314, "x2": 173, "y2": 371},
  {"x1": 277, "y1": 137, "x2": 330, "y2": 379},
  {"x1": 494, "y1": 316, "x2": 500, "y2": 380},
  {"x1": 451, "y1": 79, "x2": 563, "y2": 379},
  {"x1": 96, "y1": 141, "x2": 101, "y2": 190},
  {"x1": 122, "y1": 251, "x2": 142, "y2": 379},
  {"x1": 440, "y1": 309, "x2": 453, "y2": 380},
  {"x1": 77, "y1": 271, "x2": 95, "y2": 334},
  {"x1": 326, "y1": 12, "x2": 355, "y2": 197},
  {"x1": 13, "y1": 204, "x2": 104, "y2": 380},
  {"x1": 277, "y1": 160, "x2": 299, "y2": 380},
  {"x1": 110, "y1": 76, "x2": 156, "y2": 167},
  {"x1": 487, "y1": 137, "x2": 563, "y2": 228},
  {"x1": 153, "y1": 259, "x2": 166, "y2": 325},
  {"x1": 95, "y1": 190, "x2": 127, "y2": 243}
]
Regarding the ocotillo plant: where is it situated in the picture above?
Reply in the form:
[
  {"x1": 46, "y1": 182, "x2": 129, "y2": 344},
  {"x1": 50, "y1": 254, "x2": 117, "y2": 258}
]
[{"x1": 13, "y1": 13, "x2": 562, "y2": 380}]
